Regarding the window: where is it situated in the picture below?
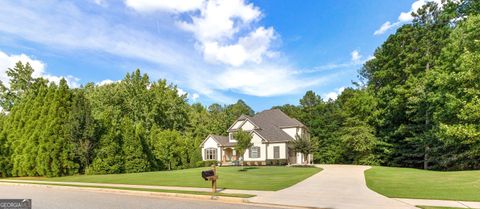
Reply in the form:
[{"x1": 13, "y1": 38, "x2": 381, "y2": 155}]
[
  {"x1": 274, "y1": 146, "x2": 280, "y2": 159},
  {"x1": 249, "y1": 146, "x2": 260, "y2": 158},
  {"x1": 205, "y1": 148, "x2": 217, "y2": 160}
]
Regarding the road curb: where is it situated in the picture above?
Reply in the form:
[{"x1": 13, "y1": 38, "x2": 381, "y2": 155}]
[
  {"x1": 0, "y1": 182, "x2": 247, "y2": 204},
  {"x1": 0, "y1": 182, "x2": 315, "y2": 208},
  {"x1": 244, "y1": 199, "x2": 322, "y2": 209}
]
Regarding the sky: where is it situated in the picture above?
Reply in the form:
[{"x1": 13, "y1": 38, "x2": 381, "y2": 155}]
[{"x1": 0, "y1": 0, "x2": 432, "y2": 111}]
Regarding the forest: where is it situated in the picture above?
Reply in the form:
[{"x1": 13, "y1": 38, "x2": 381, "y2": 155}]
[{"x1": 0, "y1": 0, "x2": 479, "y2": 177}]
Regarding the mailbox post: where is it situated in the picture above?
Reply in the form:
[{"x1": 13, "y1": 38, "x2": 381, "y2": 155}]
[
  {"x1": 211, "y1": 165, "x2": 217, "y2": 196},
  {"x1": 201, "y1": 165, "x2": 218, "y2": 199}
]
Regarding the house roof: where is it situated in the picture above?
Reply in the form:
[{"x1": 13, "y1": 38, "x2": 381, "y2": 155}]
[
  {"x1": 202, "y1": 109, "x2": 306, "y2": 147},
  {"x1": 200, "y1": 134, "x2": 235, "y2": 147},
  {"x1": 253, "y1": 109, "x2": 305, "y2": 128},
  {"x1": 247, "y1": 109, "x2": 304, "y2": 142},
  {"x1": 235, "y1": 109, "x2": 306, "y2": 142}
]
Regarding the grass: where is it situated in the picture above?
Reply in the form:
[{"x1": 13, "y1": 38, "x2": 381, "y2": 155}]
[
  {"x1": 5, "y1": 181, "x2": 254, "y2": 198},
  {"x1": 365, "y1": 166, "x2": 480, "y2": 202},
  {"x1": 11, "y1": 166, "x2": 321, "y2": 191}
]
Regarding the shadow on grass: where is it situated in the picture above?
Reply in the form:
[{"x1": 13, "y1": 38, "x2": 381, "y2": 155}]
[{"x1": 238, "y1": 167, "x2": 258, "y2": 172}]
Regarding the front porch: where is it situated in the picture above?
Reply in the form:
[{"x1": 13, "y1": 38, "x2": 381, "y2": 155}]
[
  {"x1": 221, "y1": 147, "x2": 238, "y2": 166},
  {"x1": 219, "y1": 146, "x2": 312, "y2": 166}
]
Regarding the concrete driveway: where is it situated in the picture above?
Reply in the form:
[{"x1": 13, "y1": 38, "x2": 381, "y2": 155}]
[{"x1": 249, "y1": 164, "x2": 416, "y2": 209}]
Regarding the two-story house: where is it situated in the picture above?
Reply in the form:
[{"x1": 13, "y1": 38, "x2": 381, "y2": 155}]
[{"x1": 200, "y1": 109, "x2": 312, "y2": 165}]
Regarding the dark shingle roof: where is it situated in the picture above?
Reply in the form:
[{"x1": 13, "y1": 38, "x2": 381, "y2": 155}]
[
  {"x1": 248, "y1": 109, "x2": 304, "y2": 142},
  {"x1": 253, "y1": 109, "x2": 305, "y2": 128},
  {"x1": 204, "y1": 109, "x2": 305, "y2": 146},
  {"x1": 209, "y1": 135, "x2": 236, "y2": 147}
]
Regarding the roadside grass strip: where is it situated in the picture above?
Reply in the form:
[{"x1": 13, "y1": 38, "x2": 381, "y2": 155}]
[
  {"x1": 0, "y1": 181, "x2": 255, "y2": 198},
  {"x1": 9, "y1": 166, "x2": 321, "y2": 191}
]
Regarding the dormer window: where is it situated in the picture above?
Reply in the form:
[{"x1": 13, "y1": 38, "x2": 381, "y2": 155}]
[{"x1": 229, "y1": 132, "x2": 236, "y2": 142}]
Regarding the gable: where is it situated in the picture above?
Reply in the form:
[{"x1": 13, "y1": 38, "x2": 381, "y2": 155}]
[
  {"x1": 231, "y1": 120, "x2": 244, "y2": 129},
  {"x1": 281, "y1": 127, "x2": 298, "y2": 139},
  {"x1": 241, "y1": 120, "x2": 255, "y2": 131},
  {"x1": 251, "y1": 132, "x2": 267, "y2": 144},
  {"x1": 202, "y1": 136, "x2": 219, "y2": 148}
]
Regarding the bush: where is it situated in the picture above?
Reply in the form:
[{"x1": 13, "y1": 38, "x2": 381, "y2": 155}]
[
  {"x1": 288, "y1": 164, "x2": 316, "y2": 168},
  {"x1": 200, "y1": 160, "x2": 218, "y2": 167},
  {"x1": 266, "y1": 159, "x2": 287, "y2": 166}
]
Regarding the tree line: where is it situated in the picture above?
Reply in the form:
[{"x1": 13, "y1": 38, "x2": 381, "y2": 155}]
[
  {"x1": 0, "y1": 0, "x2": 478, "y2": 177},
  {"x1": 276, "y1": 0, "x2": 480, "y2": 170},
  {"x1": 0, "y1": 64, "x2": 254, "y2": 177}
]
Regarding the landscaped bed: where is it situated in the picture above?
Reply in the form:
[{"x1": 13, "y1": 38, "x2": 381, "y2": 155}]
[
  {"x1": 11, "y1": 166, "x2": 321, "y2": 191},
  {"x1": 365, "y1": 166, "x2": 480, "y2": 202}
]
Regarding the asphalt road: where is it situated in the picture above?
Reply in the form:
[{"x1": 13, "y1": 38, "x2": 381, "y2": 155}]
[{"x1": 0, "y1": 184, "x2": 277, "y2": 209}]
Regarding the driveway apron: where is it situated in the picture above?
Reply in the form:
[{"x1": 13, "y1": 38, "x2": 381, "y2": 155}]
[{"x1": 249, "y1": 164, "x2": 416, "y2": 209}]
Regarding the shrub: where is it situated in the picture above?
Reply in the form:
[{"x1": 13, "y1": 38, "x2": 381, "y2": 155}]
[
  {"x1": 288, "y1": 164, "x2": 316, "y2": 168},
  {"x1": 201, "y1": 160, "x2": 218, "y2": 167},
  {"x1": 267, "y1": 159, "x2": 287, "y2": 166}
]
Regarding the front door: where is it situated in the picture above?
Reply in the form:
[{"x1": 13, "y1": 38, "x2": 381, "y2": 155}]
[
  {"x1": 288, "y1": 148, "x2": 296, "y2": 164},
  {"x1": 224, "y1": 148, "x2": 233, "y2": 162}
]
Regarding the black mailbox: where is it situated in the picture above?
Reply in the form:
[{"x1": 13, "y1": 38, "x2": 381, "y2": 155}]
[{"x1": 201, "y1": 170, "x2": 215, "y2": 181}]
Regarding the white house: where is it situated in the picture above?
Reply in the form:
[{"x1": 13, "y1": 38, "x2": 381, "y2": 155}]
[{"x1": 200, "y1": 109, "x2": 313, "y2": 165}]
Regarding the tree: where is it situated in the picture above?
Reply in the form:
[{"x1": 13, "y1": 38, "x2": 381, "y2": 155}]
[
  {"x1": 0, "y1": 62, "x2": 36, "y2": 111},
  {"x1": 292, "y1": 134, "x2": 314, "y2": 164},
  {"x1": 339, "y1": 118, "x2": 379, "y2": 165},
  {"x1": 87, "y1": 124, "x2": 123, "y2": 174},
  {"x1": 226, "y1": 100, "x2": 254, "y2": 126},
  {"x1": 426, "y1": 14, "x2": 480, "y2": 170},
  {"x1": 207, "y1": 103, "x2": 228, "y2": 134},
  {"x1": 359, "y1": 1, "x2": 454, "y2": 169},
  {"x1": 233, "y1": 130, "x2": 252, "y2": 165},
  {"x1": 121, "y1": 118, "x2": 150, "y2": 173},
  {"x1": 0, "y1": 114, "x2": 10, "y2": 177},
  {"x1": 271, "y1": 104, "x2": 302, "y2": 119},
  {"x1": 150, "y1": 127, "x2": 183, "y2": 170},
  {"x1": 68, "y1": 90, "x2": 97, "y2": 174}
]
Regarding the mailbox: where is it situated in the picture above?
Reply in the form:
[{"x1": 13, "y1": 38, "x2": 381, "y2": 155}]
[
  {"x1": 201, "y1": 170, "x2": 215, "y2": 181},
  {"x1": 202, "y1": 165, "x2": 218, "y2": 198}
]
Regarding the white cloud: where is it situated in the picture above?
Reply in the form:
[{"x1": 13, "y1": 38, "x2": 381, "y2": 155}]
[
  {"x1": 398, "y1": 12, "x2": 414, "y2": 22},
  {"x1": 171, "y1": 0, "x2": 275, "y2": 66},
  {"x1": 374, "y1": 21, "x2": 399, "y2": 35},
  {"x1": 351, "y1": 50, "x2": 362, "y2": 62},
  {"x1": 399, "y1": 0, "x2": 443, "y2": 22},
  {"x1": 202, "y1": 27, "x2": 275, "y2": 66},
  {"x1": 191, "y1": 93, "x2": 200, "y2": 101},
  {"x1": 0, "y1": 0, "x2": 329, "y2": 103},
  {"x1": 175, "y1": 0, "x2": 261, "y2": 41},
  {"x1": 175, "y1": 88, "x2": 199, "y2": 101},
  {"x1": 43, "y1": 75, "x2": 81, "y2": 88},
  {"x1": 301, "y1": 52, "x2": 373, "y2": 74},
  {"x1": 0, "y1": 50, "x2": 80, "y2": 88},
  {"x1": 211, "y1": 65, "x2": 334, "y2": 97},
  {"x1": 323, "y1": 87, "x2": 346, "y2": 101},
  {"x1": 177, "y1": 87, "x2": 187, "y2": 96},
  {"x1": 97, "y1": 79, "x2": 120, "y2": 86},
  {"x1": 374, "y1": 0, "x2": 443, "y2": 35},
  {"x1": 0, "y1": 1, "x2": 198, "y2": 71},
  {"x1": 93, "y1": 0, "x2": 107, "y2": 6},
  {"x1": 125, "y1": 0, "x2": 204, "y2": 13}
]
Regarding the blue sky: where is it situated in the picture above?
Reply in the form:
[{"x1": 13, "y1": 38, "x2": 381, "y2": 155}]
[{"x1": 0, "y1": 0, "x2": 427, "y2": 111}]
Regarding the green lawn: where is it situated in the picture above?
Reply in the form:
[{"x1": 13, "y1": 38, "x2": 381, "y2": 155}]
[
  {"x1": 12, "y1": 166, "x2": 321, "y2": 191},
  {"x1": 365, "y1": 166, "x2": 480, "y2": 202}
]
